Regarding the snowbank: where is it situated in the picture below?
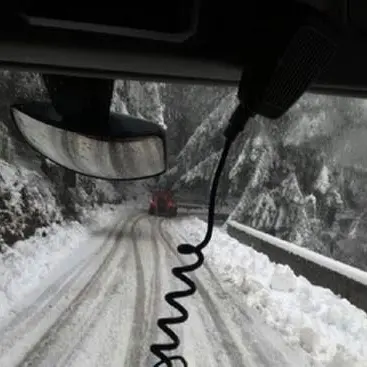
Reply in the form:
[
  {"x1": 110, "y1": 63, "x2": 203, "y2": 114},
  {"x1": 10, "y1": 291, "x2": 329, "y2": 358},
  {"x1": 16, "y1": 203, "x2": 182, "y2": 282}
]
[
  {"x1": 0, "y1": 204, "x2": 131, "y2": 326},
  {"x1": 168, "y1": 217, "x2": 367, "y2": 366}
]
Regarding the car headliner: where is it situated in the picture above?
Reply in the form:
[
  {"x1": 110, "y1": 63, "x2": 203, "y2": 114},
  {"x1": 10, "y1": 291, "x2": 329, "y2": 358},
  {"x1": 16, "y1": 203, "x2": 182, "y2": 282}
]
[{"x1": 2, "y1": 0, "x2": 367, "y2": 98}]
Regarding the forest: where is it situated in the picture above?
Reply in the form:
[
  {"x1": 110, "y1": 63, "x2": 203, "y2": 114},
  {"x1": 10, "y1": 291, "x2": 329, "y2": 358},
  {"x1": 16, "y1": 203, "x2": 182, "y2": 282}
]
[{"x1": 1, "y1": 71, "x2": 367, "y2": 270}]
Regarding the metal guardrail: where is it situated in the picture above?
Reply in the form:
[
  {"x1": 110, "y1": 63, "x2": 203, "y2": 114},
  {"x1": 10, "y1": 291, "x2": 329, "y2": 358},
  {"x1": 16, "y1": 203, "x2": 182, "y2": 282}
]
[{"x1": 227, "y1": 220, "x2": 367, "y2": 313}]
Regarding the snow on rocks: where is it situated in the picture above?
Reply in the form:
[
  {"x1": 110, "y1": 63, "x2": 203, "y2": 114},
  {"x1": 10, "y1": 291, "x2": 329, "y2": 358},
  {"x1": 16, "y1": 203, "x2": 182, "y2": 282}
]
[
  {"x1": 299, "y1": 326, "x2": 320, "y2": 353},
  {"x1": 168, "y1": 216, "x2": 367, "y2": 366},
  {"x1": 326, "y1": 347, "x2": 362, "y2": 367},
  {"x1": 270, "y1": 264, "x2": 297, "y2": 292}
]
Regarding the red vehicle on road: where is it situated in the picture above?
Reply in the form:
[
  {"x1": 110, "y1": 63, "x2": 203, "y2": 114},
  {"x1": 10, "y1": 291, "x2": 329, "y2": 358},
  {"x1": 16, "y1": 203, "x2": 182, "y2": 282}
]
[{"x1": 149, "y1": 190, "x2": 178, "y2": 217}]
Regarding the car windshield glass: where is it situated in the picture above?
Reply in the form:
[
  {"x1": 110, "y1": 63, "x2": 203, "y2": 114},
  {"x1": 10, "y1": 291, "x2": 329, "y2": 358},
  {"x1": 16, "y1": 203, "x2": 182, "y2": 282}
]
[{"x1": 0, "y1": 70, "x2": 366, "y2": 365}]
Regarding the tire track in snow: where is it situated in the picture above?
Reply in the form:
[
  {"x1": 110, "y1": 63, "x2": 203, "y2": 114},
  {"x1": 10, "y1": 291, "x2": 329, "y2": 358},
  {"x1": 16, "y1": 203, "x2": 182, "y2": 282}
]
[
  {"x1": 198, "y1": 261, "x2": 275, "y2": 366},
  {"x1": 62, "y1": 215, "x2": 149, "y2": 367},
  {"x1": 157, "y1": 221, "x2": 246, "y2": 367},
  {"x1": 59, "y1": 267, "x2": 130, "y2": 367},
  {"x1": 16, "y1": 213, "x2": 145, "y2": 367},
  {"x1": 0, "y1": 212, "x2": 132, "y2": 366},
  {"x1": 143, "y1": 217, "x2": 163, "y2": 366},
  {"x1": 106, "y1": 215, "x2": 163, "y2": 367},
  {"x1": 51, "y1": 214, "x2": 145, "y2": 367},
  {"x1": 153, "y1": 218, "x2": 186, "y2": 355},
  {"x1": 123, "y1": 217, "x2": 147, "y2": 367}
]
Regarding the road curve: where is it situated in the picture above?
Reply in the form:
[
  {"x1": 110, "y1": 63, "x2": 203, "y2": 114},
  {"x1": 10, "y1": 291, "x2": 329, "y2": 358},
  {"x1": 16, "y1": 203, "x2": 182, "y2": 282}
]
[{"x1": 0, "y1": 212, "x2": 313, "y2": 367}]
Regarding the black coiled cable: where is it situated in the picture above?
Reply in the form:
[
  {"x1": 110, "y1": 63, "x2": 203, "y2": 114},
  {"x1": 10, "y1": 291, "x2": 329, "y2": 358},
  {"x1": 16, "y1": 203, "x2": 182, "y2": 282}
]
[{"x1": 150, "y1": 105, "x2": 252, "y2": 367}]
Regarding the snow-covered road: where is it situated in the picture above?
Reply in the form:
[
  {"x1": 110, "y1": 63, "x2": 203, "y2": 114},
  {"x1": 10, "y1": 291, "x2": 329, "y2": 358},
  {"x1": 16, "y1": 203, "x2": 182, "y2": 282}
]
[{"x1": 0, "y1": 211, "x2": 313, "y2": 367}]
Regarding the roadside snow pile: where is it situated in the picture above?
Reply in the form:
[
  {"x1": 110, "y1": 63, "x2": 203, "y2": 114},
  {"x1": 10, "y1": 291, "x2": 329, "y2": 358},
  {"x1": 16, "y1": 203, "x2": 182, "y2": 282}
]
[
  {"x1": 0, "y1": 159, "x2": 62, "y2": 245},
  {"x1": 168, "y1": 216, "x2": 367, "y2": 367},
  {"x1": 0, "y1": 204, "x2": 128, "y2": 325},
  {"x1": 0, "y1": 221, "x2": 87, "y2": 322}
]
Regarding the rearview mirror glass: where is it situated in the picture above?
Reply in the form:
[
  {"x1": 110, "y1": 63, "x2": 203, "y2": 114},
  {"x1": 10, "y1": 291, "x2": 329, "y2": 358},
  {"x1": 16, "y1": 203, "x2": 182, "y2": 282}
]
[{"x1": 11, "y1": 102, "x2": 166, "y2": 180}]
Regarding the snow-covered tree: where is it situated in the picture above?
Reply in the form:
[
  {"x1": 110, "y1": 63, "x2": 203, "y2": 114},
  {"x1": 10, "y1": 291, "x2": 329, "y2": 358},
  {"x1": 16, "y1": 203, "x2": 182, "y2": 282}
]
[
  {"x1": 273, "y1": 173, "x2": 316, "y2": 247},
  {"x1": 111, "y1": 81, "x2": 129, "y2": 114},
  {"x1": 161, "y1": 83, "x2": 235, "y2": 162},
  {"x1": 173, "y1": 151, "x2": 221, "y2": 201},
  {"x1": 304, "y1": 194, "x2": 317, "y2": 219},
  {"x1": 176, "y1": 92, "x2": 237, "y2": 169},
  {"x1": 115, "y1": 80, "x2": 166, "y2": 129},
  {"x1": 227, "y1": 128, "x2": 275, "y2": 222},
  {"x1": 313, "y1": 165, "x2": 330, "y2": 194},
  {"x1": 159, "y1": 92, "x2": 237, "y2": 187},
  {"x1": 244, "y1": 191, "x2": 277, "y2": 232},
  {"x1": 228, "y1": 129, "x2": 256, "y2": 195},
  {"x1": 0, "y1": 123, "x2": 14, "y2": 163},
  {"x1": 175, "y1": 151, "x2": 220, "y2": 188},
  {"x1": 280, "y1": 173, "x2": 304, "y2": 205}
]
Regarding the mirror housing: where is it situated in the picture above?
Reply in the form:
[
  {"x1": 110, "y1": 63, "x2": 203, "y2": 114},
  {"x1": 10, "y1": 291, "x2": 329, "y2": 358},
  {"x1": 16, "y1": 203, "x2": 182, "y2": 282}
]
[{"x1": 11, "y1": 102, "x2": 167, "y2": 180}]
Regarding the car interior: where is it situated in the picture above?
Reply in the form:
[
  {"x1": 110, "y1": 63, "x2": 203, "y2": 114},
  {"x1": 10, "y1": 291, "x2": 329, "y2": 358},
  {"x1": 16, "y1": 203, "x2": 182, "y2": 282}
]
[
  {"x1": 2, "y1": 1, "x2": 367, "y2": 366},
  {"x1": 1, "y1": 0, "x2": 367, "y2": 95}
]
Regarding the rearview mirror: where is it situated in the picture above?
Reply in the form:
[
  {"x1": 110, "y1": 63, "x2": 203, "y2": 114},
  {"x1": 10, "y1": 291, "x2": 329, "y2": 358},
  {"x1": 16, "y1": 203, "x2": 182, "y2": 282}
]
[{"x1": 11, "y1": 102, "x2": 167, "y2": 180}]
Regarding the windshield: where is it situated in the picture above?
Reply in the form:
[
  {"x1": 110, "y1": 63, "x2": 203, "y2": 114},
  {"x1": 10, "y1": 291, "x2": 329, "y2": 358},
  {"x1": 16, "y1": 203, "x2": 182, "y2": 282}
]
[{"x1": 0, "y1": 71, "x2": 366, "y2": 366}]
